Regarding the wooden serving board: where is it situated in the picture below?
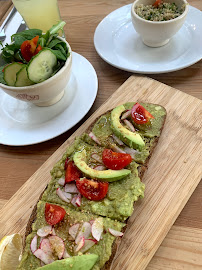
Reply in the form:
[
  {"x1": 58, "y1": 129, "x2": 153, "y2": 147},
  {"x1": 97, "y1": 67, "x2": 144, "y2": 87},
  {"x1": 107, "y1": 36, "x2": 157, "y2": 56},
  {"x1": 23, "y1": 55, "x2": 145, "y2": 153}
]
[{"x1": 0, "y1": 75, "x2": 201, "y2": 270}]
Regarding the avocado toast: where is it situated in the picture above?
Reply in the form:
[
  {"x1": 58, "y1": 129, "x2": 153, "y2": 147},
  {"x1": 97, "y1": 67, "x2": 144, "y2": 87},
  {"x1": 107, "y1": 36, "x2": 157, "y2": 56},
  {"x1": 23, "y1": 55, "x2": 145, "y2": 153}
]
[{"x1": 18, "y1": 102, "x2": 166, "y2": 270}]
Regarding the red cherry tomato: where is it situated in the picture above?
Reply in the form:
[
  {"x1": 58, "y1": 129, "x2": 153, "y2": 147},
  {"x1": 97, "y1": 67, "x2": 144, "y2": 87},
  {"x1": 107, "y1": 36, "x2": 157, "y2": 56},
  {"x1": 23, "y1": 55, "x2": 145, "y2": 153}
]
[
  {"x1": 45, "y1": 203, "x2": 66, "y2": 225},
  {"x1": 65, "y1": 161, "x2": 82, "y2": 183},
  {"x1": 153, "y1": 0, "x2": 162, "y2": 7},
  {"x1": 34, "y1": 44, "x2": 42, "y2": 55},
  {"x1": 102, "y1": 149, "x2": 132, "y2": 170},
  {"x1": 76, "y1": 178, "x2": 109, "y2": 201},
  {"x1": 131, "y1": 103, "x2": 154, "y2": 125},
  {"x1": 20, "y1": 35, "x2": 41, "y2": 62}
]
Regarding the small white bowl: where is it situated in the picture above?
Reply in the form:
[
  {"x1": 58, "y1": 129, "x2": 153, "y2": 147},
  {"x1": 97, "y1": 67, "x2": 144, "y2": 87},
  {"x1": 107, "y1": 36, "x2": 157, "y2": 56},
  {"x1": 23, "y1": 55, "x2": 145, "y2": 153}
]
[
  {"x1": 131, "y1": 0, "x2": 189, "y2": 47},
  {"x1": 0, "y1": 37, "x2": 72, "y2": 106}
]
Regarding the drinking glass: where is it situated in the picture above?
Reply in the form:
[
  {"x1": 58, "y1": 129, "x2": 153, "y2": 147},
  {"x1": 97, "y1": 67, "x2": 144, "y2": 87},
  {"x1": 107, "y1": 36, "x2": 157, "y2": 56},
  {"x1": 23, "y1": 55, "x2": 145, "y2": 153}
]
[{"x1": 12, "y1": 0, "x2": 61, "y2": 32}]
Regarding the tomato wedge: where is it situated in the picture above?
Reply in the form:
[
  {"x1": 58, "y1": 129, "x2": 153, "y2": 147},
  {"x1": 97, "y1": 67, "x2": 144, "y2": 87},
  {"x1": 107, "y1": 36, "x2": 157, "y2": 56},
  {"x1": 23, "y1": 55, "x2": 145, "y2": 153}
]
[
  {"x1": 131, "y1": 103, "x2": 154, "y2": 125},
  {"x1": 65, "y1": 161, "x2": 82, "y2": 183},
  {"x1": 45, "y1": 203, "x2": 66, "y2": 225},
  {"x1": 102, "y1": 149, "x2": 132, "y2": 170},
  {"x1": 76, "y1": 178, "x2": 109, "y2": 201},
  {"x1": 20, "y1": 35, "x2": 42, "y2": 62},
  {"x1": 34, "y1": 44, "x2": 42, "y2": 55},
  {"x1": 153, "y1": 0, "x2": 162, "y2": 7}
]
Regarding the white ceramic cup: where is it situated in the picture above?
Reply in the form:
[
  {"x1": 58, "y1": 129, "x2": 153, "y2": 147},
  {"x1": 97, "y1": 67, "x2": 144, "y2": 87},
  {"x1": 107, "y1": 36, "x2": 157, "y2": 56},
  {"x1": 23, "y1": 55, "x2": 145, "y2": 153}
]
[
  {"x1": 131, "y1": 0, "x2": 189, "y2": 47},
  {"x1": 0, "y1": 37, "x2": 72, "y2": 106}
]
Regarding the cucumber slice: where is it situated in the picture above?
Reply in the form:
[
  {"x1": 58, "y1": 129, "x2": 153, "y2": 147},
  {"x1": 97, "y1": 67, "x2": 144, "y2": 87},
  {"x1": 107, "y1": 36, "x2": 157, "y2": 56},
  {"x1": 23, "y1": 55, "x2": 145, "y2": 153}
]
[
  {"x1": 3, "y1": 63, "x2": 24, "y2": 86},
  {"x1": 27, "y1": 49, "x2": 57, "y2": 83},
  {"x1": 15, "y1": 66, "x2": 34, "y2": 87}
]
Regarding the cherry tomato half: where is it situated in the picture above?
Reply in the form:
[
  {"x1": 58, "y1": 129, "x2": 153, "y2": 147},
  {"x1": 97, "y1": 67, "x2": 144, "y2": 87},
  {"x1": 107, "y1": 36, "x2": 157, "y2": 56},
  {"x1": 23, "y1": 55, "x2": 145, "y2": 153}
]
[
  {"x1": 45, "y1": 203, "x2": 66, "y2": 225},
  {"x1": 131, "y1": 103, "x2": 154, "y2": 125},
  {"x1": 102, "y1": 149, "x2": 132, "y2": 170},
  {"x1": 65, "y1": 161, "x2": 82, "y2": 183},
  {"x1": 20, "y1": 35, "x2": 42, "y2": 62},
  {"x1": 76, "y1": 178, "x2": 109, "y2": 201}
]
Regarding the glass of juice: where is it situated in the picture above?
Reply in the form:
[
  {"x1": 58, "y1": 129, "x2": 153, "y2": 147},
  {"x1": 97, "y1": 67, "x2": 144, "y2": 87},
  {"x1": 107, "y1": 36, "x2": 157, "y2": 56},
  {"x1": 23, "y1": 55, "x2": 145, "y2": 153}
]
[{"x1": 12, "y1": 0, "x2": 61, "y2": 33}]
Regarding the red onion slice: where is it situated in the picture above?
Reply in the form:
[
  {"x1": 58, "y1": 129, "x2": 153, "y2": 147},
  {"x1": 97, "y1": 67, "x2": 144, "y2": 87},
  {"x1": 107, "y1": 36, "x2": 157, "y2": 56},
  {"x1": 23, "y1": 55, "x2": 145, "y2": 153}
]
[
  {"x1": 64, "y1": 183, "x2": 79, "y2": 193},
  {"x1": 71, "y1": 195, "x2": 78, "y2": 207},
  {"x1": 121, "y1": 109, "x2": 131, "y2": 120},
  {"x1": 48, "y1": 235, "x2": 65, "y2": 260},
  {"x1": 108, "y1": 228, "x2": 124, "y2": 237},
  {"x1": 37, "y1": 225, "x2": 52, "y2": 237},
  {"x1": 112, "y1": 134, "x2": 124, "y2": 146},
  {"x1": 58, "y1": 177, "x2": 65, "y2": 186},
  {"x1": 69, "y1": 223, "x2": 80, "y2": 239},
  {"x1": 30, "y1": 235, "x2": 38, "y2": 253},
  {"x1": 34, "y1": 249, "x2": 54, "y2": 265},
  {"x1": 75, "y1": 193, "x2": 82, "y2": 207},
  {"x1": 89, "y1": 132, "x2": 101, "y2": 145},
  {"x1": 56, "y1": 188, "x2": 71, "y2": 203},
  {"x1": 92, "y1": 217, "x2": 103, "y2": 241},
  {"x1": 91, "y1": 153, "x2": 102, "y2": 163},
  {"x1": 123, "y1": 119, "x2": 135, "y2": 132},
  {"x1": 94, "y1": 165, "x2": 106, "y2": 171},
  {"x1": 111, "y1": 144, "x2": 126, "y2": 154}
]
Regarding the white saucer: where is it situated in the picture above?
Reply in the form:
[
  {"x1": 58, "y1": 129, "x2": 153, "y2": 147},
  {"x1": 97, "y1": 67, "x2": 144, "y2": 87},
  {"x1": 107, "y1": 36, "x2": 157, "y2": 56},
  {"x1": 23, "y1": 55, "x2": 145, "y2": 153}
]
[
  {"x1": 0, "y1": 52, "x2": 98, "y2": 146},
  {"x1": 94, "y1": 5, "x2": 202, "y2": 74}
]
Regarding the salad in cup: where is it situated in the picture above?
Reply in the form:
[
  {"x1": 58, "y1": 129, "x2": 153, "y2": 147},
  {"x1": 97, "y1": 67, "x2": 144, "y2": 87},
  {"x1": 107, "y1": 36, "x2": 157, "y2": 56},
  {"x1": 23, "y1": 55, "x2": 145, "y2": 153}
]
[{"x1": 0, "y1": 21, "x2": 70, "y2": 87}]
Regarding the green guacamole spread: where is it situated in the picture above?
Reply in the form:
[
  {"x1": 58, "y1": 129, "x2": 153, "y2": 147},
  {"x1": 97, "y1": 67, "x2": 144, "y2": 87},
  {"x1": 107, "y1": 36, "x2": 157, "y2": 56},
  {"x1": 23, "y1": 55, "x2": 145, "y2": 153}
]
[
  {"x1": 18, "y1": 201, "x2": 125, "y2": 270},
  {"x1": 18, "y1": 102, "x2": 166, "y2": 270}
]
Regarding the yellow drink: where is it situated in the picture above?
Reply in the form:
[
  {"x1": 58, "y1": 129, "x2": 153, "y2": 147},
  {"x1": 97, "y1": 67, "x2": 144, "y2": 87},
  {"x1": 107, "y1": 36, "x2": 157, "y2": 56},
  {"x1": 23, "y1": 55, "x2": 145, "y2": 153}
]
[{"x1": 12, "y1": 0, "x2": 61, "y2": 32}]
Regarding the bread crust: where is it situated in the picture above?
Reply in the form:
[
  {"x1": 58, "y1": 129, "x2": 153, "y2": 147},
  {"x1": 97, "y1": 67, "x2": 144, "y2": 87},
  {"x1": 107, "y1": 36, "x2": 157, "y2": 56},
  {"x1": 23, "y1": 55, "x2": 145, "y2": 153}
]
[{"x1": 23, "y1": 103, "x2": 167, "y2": 269}]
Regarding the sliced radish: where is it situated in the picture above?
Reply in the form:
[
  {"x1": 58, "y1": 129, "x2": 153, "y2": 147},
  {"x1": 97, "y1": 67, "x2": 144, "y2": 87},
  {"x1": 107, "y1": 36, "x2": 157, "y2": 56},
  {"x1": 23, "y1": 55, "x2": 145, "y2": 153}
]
[
  {"x1": 71, "y1": 195, "x2": 78, "y2": 207},
  {"x1": 92, "y1": 217, "x2": 103, "y2": 241},
  {"x1": 112, "y1": 134, "x2": 124, "y2": 145},
  {"x1": 108, "y1": 228, "x2": 124, "y2": 237},
  {"x1": 75, "y1": 222, "x2": 92, "y2": 244},
  {"x1": 91, "y1": 153, "x2": 102, "y2": 163},
  {"x1": 40, "y1": 261, "x2": 45, "y2": 267},
  {"x1": 64, "y1": 183, "x2": 79, "y2": 193},
  {"x1": 123, "y1": 119, "x2": 135, "y2": 132},
  {"x1": 34, "y1": 249, "x2": 54, "y2": 265},
  {"x1": 111, "y1": 144, "x2": 126, "y2": 154},
  {"x1": 30, "y1": 235, "x2": 38, "y2": 253},
  {"x1": 63, "y1": 248, "x2": 71, "y2": 258},
  {"x1": 56, "y1": 187, "x2": 71, "y2": 203},
  {"x1": 48, "y1": 235, "x2": 65, "y2": 260},
  {"x1": 75, "y1": 236, "x2": 85, "y2": 252},
  {"x1": 75, "y1": 193, "x2": 82, "y2": 207},
  {"x1": 58, "y1": 177, "x2": 65, "y2": 186},
  {"x1": 89, "y1": 220, "x2": 94, "y2": 226},
  {"x1": 94, "y1": 165, "x2": 106, "y2": 171},
  {"x1": 80, "y1": 239, "x2": 97, "y2": 253},
  {"x1": 39, "y1": 238, "x2": 53, "y2": 257},
  {"x1": 89, "y1": 132, "x2": 101, "y2": 145},
  {"x1": 37, "y1": 225, "x2": 52, "y2": 237},
  {"x1": 121, "y1": 109, "x2": 131, "y2": 120},
  {"x1": 69, "y1": 223, "x2": 80, "y2": 239}
]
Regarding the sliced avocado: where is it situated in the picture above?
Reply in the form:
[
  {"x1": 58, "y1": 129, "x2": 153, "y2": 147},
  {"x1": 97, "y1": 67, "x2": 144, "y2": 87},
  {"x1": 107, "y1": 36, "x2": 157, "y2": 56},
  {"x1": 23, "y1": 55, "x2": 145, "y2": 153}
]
[
  {"x1": 73, "y1": 150, "x2": 131, "y2": 182},
  {"x1": 36, "y1": 254, "x2": 98, "y2": 270},
  {"x1": 111, "y1": 104, "x2": 145, "y2": 151}
]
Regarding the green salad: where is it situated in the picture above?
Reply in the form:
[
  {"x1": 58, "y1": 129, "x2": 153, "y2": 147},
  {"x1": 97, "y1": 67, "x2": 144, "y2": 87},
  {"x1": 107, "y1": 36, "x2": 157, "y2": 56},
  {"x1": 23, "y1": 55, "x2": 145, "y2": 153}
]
[{"x1": 0, "y1": 21, "x2": 70, "y2": 87}]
